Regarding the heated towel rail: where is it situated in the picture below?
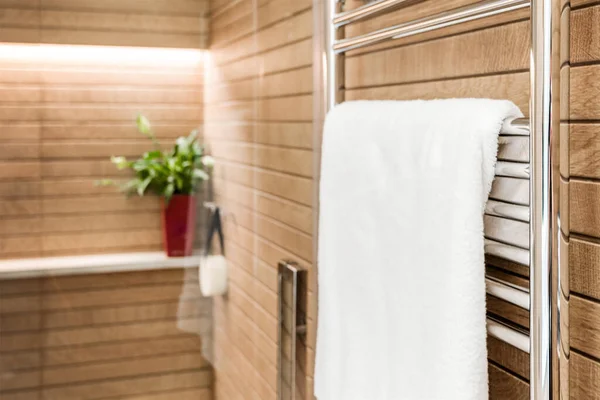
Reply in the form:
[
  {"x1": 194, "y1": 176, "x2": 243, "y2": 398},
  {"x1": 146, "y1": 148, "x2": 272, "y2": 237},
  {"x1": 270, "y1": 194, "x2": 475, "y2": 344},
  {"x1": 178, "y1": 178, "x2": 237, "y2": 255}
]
[{"x1": 317, "y1": 0, "x2": 556, "y2": 399}]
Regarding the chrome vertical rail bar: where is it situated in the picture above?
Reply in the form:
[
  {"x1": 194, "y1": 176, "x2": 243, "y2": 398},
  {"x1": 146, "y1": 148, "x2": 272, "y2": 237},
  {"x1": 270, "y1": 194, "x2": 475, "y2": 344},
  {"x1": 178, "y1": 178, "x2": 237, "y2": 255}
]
[
  {"x1": 530, "y1": 0, "x2": 553, "y2": 398},
  {"x1": 333, "y1": 0, "x2": 419, "y2": 27},
  {"x1": 333, "y1": 0, "x2": 529, "y2": 53},
  {"x1": 325, "y1": 0, "x2": 343, "y2": 111}
]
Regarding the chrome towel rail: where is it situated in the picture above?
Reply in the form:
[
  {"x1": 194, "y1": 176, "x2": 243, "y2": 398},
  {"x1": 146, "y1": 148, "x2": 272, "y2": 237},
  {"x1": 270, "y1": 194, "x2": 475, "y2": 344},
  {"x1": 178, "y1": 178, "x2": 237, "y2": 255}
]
[
  {"x1": 322, "y1": 0, "x2": 555, "y2": 398},
  {"x1": 333, "y1": 0, "x2": 419, "y2": 27},
  {"x1": 485, "y1": 238, "x2": 530, "y2": 265},
  {"x1": 332, "y1": 0, "x2": 530, "y2": 54},
  {"x1": 486, "y1": 276, "x2": 530, "y2": 310},
  {"x1": 488, "y1": 317, "x2": 530, "y2": 353}
]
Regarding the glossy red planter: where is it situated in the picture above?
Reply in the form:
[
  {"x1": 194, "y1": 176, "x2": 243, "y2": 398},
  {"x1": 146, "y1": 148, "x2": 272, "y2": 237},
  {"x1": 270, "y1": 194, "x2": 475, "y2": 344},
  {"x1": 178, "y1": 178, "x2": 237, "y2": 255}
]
[{"x1": 160, "y1": 195, "x2": 196, "y2": 257}]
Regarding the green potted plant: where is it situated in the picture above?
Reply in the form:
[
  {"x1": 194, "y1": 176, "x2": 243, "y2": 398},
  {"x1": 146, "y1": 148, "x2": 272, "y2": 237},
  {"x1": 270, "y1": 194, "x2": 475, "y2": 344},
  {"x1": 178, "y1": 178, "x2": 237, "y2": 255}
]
[{"x1": 99, "y1": 116, "x2": 214, "y2": 257}]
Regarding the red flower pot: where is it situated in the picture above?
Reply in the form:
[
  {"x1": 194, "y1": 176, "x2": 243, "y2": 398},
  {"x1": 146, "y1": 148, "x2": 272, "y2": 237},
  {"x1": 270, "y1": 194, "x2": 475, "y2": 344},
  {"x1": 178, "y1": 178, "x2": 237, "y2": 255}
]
[{"x1": 160, "y1": 195, "x2": 197, "y2": 257}]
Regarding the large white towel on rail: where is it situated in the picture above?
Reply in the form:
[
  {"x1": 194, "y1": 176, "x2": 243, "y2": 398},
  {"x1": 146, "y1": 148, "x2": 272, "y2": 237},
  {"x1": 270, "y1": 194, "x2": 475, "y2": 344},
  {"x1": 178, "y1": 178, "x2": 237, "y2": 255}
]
[{"x1": 315, "y1": 99, "x2": 523, "y2": 400}]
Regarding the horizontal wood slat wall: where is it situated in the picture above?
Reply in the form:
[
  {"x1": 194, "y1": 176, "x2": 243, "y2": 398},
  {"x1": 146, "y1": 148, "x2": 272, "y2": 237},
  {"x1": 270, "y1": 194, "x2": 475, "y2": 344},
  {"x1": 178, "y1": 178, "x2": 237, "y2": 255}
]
[
  {"x1": 206, "y1": 0, "x2": 314, "y2": 398},
  {"x1": 0, "y1": 49, "x2": 205, "y2": 258},
  {"x1": 0, "y1": 0, "x2": 209, "y2": 49},
  {"x1": 0, "y1": 268, "x2": 214, "y2": 399},
  {"x1": 567, "y1": 1, "x2": 600, "y2": 398}
]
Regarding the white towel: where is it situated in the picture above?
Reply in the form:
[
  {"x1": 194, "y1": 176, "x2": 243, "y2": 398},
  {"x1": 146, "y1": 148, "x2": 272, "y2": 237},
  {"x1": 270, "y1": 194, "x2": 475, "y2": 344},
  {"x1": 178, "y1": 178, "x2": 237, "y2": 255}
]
[{"x1": 315, "y1": 99, "x2": 523, "y2": 400}]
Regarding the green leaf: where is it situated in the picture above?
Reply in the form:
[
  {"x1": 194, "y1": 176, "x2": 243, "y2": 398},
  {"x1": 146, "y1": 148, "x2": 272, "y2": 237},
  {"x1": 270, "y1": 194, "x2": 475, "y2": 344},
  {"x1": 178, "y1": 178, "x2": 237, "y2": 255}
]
[
  {"x1": 119, "y1": 178, "x2": 141, "y2": 194},
  {"x1": 95, "y1": 179, "x2": 115, "y2": 186},
  {"x1": 201, "y1": 155, "x2": 214, "y2": 168},
  {"x1": 143, "y1": 150, "x2": 163, "y2": 160},
  {"x1": 101, "y1": 117, "x2": 210, "y2": 200},
  {"x1": 110, "y1": 156, "x2": 130, "y2": 170},
  {"x1": 136, "y1": 115, "x2": 152, "y2": 136},
  {"x1": 164, "y1": 183, "x2": 175, "y2": 202},
  {"x1": 193, "y1": 169, "x2": 209, "y2": 180},
  {"x1": 137, "y1": 176, "x2": 152, "y2": 196}
]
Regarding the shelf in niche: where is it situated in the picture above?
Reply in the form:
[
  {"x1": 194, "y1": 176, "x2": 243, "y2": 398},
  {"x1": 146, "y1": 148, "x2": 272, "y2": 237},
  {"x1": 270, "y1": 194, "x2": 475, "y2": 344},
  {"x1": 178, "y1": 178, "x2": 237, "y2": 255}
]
[{"x1": 0, "y1": 252, "x2": 203, "y2": 280}]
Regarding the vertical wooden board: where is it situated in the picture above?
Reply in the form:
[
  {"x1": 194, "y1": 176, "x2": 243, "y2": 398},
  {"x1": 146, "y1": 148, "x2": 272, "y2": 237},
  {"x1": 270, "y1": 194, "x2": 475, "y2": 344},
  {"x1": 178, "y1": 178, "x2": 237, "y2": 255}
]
[
  {"x1": 489, "y1": 363, "x2": 529, "y2": 400},
  {"x1": 570, "y1": 124, "x2": 600, "y2": 179},
  {"x1": 488, "y1": 336, "x2": 530, "y2": 379},
  {"x1": 570, "y1": 295, "x2": 600, "y2": 359},
  {"x1": 570, "y1": 237, "x2": 600, "y2": 300},
  {"x1": 571, "y1": 5, "x2": 600, "y2": 64},
  {"x1": 571, "y1": 353, "x2": 600, "y2": 400},
  {"x1": 570, "y1": 180, "x2": 600, "y2": 237},
  {"x1": 570, "y1": 65, "x2": 600, "y2": 120}
]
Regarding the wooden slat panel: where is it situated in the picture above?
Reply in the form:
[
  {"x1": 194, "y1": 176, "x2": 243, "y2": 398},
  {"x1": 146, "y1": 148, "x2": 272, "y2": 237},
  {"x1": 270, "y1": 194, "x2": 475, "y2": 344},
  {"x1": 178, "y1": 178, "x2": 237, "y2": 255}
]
[
  {"x1": 212, "y1": 9, "x2": 312, "y2": 66},
  {"x1": 43, "y1": 353, "x2": 208, "y2": 385},
  {"x1": 571, "y1": 0, "x2": 599, "y2": 7},
  {"x1": 571, "y1": 5, "x2": 600, "y2": 64},
  {"x1": 570, "y1": 180, "x2": 600, "y2": 237},
  {"x1": 570, "y1": 236, "x2": 600, "y2": 299},
  {"x1": 571, "y1": 352, "x2": 600, "y2": 400},
  {"x1": 44, "y1": 268, "x2": 188, "y2": 290},
  {"x1": 41, "y1": 30, "x2": 207, "y2": 49},
  {"x1": 40, "y1": 10, "x2": 206, "y2": 34},
  {"x1": 1, "y1": 270, "x2": 213, "y2": 398},
  {"x1": 488, "y1": 336, "x2": 530, "y2": 379},
  {"x1": 41, "y1": 123, "x2": 200, "y2": 140},
  {"x1": 210, "y1": 0, "x2": 254, "y2": 47},
  {"x1": 571, "y1": 295, "x2": 600, "y2": 359},
  {"x1": 345, "y1": 21, "x2": 529, "y2": 89},
  {"x1": 346, "y1": 72, "x2": 530, "y2": 115},
  {"x1": 41, "y1": 282, "x2": 185, "y2": 310},
  {"x1": 44, "y1": 298, "x2": 206, "y2": 329},
  {"x1": 2, "y1": 1, "x2": 208, "y2": 48},
  {"x1": 121, "y1": 388, "x2": 213, "y2": 400},
  {"x1": 44, "y1": 335, "x2": 202, "y2": 366},
  {"x1": 489, "y1": 363, "x2": 529, "y2": 400},
  {"x1": 42, "y1": 370, "x2": 212, "y2": 400},
  {"x1": 570, "y1": 124, "x2": 600, "y2": 178},
  {"x1": 43, "y1": 317, "x2": 208, "y2": 346},
  {"x1": 487, "y1": 295, "x2": 530, "y2": 329},
  {"x1": 40, "y1": 0, "x2": 208, "y2": 16},
  {"x1": 570, "y1": 66, "x2": 600, "y2": 120},
  {"x1": 0, "y1": 46, "x2": 204, "y2": 259}
]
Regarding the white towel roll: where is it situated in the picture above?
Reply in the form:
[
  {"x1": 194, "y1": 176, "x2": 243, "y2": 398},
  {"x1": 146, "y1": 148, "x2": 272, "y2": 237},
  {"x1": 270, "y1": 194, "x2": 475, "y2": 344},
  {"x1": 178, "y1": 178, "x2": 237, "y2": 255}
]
[{"x1": 199, "y1": 255, "x2": 228, "y2": 296}]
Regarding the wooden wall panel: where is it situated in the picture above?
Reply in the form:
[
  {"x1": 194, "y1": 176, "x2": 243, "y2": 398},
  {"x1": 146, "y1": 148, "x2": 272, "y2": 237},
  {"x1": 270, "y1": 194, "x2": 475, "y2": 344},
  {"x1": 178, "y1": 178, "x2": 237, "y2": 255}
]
[
  {"x1": 568, "y1": 2, "x2": 600, "y2": 399},
  {"x1": 206, "y1": 0, "x2": 315, "y2": 397},
  {"x1": 0, "y1": 52, "x2": 204, "y2": 258},
  {"x1": 0, "y1": 268, "x2": 213, "y2": 399},
  {"x1": 0, "y1": 0, "x2": 209, "y2": 48},
  {"x1": 206, "y1": 0, "x2": 544, "y2": 398}
]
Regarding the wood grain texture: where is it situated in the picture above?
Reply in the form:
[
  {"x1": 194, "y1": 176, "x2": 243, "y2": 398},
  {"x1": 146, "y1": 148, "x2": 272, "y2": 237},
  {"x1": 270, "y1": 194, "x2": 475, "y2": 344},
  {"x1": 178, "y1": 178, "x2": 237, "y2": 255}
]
[
  {"x1": 487, "y1": 295, "x2": 530, "y2": 329},
  {"x1": 346, "y1": 72, "x2": 530, "y2": 115},
  {"x1": 0, "y1": 269, "x2": 213, "y2": 398},
  {"x1": 488, "y1": 336, "x2": 530, "y2": 379},
  {"x1": 569, "y1": 124, "x2": 600, "y2": 178},
  {"x1": 345, "y1": 21, "x2": 529, "y2": 89},
  {"x1": 570, "y1": 180, "x2": 600, "y2": 237},
  {"x1": 0, "y1": 48, "x2": 204, "y2": 257},
  {"x1": 567, "y1": 1, "x2": 600, "y2": 395},
  {"x1": 489, "y1": 363, "x2": 529, "y2": 400},
  {"x1": 2, "y1": 1, "x2": 209, "y2": 48},
  {"x1": 570, "y1": 237, "x2": 600, "y2": 300},
  {"x1": 571, "y1": 352, "x2": 600, "y2": 400},
  {"x1": 571, "y1": 294, "x2": 600, "y2": 359},
  {"x1": 570, "y1": 65, "x2": 600, "y2": 120},
  {"x1": 206, "y1": 1, "x2": 316, "y2": 396},
  {"x1": 571, "y1": 5, "x2": 600, "y2": 64},
  {"x1": 204, "y1": 0, "x2": 575, "y2": 399},
  {"x1": 571, "y1": 0, "x2": 600, "y2": 8}
]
